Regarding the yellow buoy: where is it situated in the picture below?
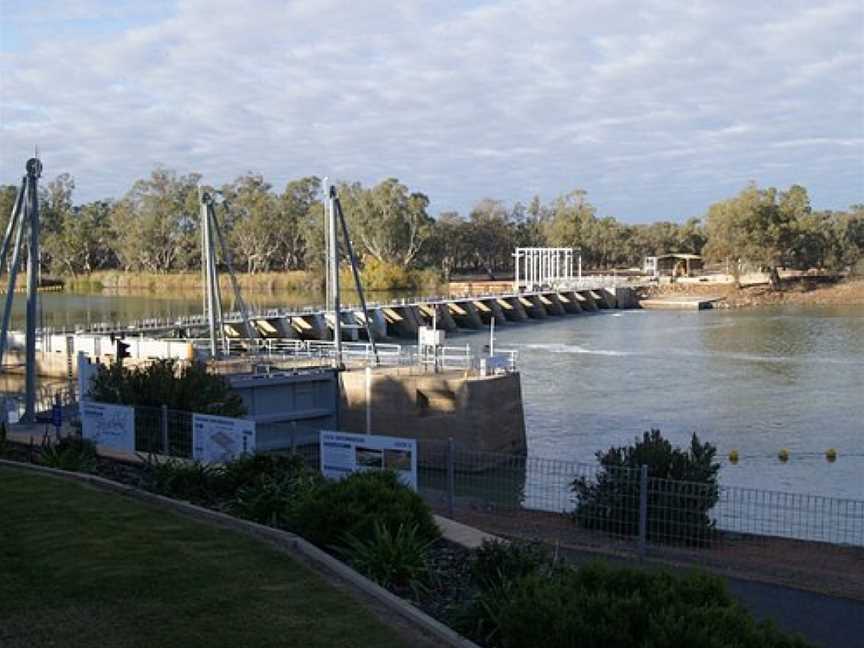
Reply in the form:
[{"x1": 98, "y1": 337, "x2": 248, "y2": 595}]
[
  {"x1": 826, "y1": 448, "x2": 838, "y2": 463},
  {"x1": 728, "y1": 450, "x2": 739, "y2": 464},
  {"x1": 778, "y1": 448, "x2": 790, "y2": 463}
]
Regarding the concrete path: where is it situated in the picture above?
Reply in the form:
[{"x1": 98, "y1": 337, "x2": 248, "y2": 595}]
[
  {"x1": 434, "y1": 514, "x2": 501, "y2": 549},
  {"x1": 727, "y1": 579, "x2": 864, "y2": 648}
]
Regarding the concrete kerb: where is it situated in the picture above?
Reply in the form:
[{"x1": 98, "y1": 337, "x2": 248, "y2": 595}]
[{"x1": 0, "y1": 459, "x2": 481, "y2": 648}]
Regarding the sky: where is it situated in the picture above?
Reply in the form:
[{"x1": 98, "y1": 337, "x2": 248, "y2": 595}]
[{"x1": 1, "y1": 0, "x2": 862, "y2": 222}]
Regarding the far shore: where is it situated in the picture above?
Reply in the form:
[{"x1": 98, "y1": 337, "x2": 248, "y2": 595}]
[{"x1": 646, "y1": 277, "x2": 864, "y2": 308}]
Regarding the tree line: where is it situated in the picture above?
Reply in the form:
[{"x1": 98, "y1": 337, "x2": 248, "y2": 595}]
[{"x1": 1, "y1": 167, "x2": 861, "y2": 281}]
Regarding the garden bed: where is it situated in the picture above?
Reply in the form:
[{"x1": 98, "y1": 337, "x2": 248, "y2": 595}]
[{"x1": 0, "y1": 437, "x2": 820, "y2": 648}]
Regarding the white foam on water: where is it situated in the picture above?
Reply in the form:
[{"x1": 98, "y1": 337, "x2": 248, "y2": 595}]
[{"x1": 521, "y1": 343, "x2": 635, "y2": 357}]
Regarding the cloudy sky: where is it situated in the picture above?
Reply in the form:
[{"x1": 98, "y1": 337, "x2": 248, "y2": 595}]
[{"x1": 1, "y1": 0, "x2": 862, "y2": 221}]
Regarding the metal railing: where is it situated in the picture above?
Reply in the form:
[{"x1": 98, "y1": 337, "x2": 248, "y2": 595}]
[{"x1": 191, "y1": 337, "x2": 519, "y2": 373}]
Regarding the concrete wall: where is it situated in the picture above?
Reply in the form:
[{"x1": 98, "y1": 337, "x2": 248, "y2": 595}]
[{"x1": 339, "y1": 368, "x2": 526, "y2": 454}]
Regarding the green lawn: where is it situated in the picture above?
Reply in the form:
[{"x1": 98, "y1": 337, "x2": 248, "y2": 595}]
[{"x1": 0, "y1": 467, "x2": 408, "y2": 648}]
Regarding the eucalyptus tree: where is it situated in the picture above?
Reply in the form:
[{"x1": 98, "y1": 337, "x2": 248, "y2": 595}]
[
  {"x1": 280, "y1": 176, "x2": 322, "y2": 270},
  {"x1": 44, "y1": 201, "x2": 114, "y2": 275},
  {"x1": 221, "y1": 173, "x2": 282, "y2": 274},
  {"x1": 111, "y1": 167, "x2": 201, "y2": 273},
  {"x1": 337, "y1": 178, "x2": 433, "y2": 267},
  {"x1": 703, "y1": 183, "x2": 798, "y2": 289}
]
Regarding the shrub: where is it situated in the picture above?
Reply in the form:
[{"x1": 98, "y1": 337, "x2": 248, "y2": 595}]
[
  {"x1": 470, "y1": 539, "x2": 552, "y2": 591},
  {"x1": 336, "y1": 521, "x2": 433, "y2": 597},
  {"x1": 292, "y1": 470, "x2": 439, "y2": 548},
  {"x1": 572, "y1": 429, "x2": 720, "y2": 544},
  {"x1": 218, "y1": 453, "x2": 309, "y2": 495},
  {"x1": 89, "y1": 359, "x2": 246, "y2": 417},
  {"x1": 39, "y1": 436, "x2": 98, "y2": 473},
  {"x1": 456, "y1": 540, "x2": 557, "y2": 644},
  {"x1": 459, "y1": 561, "x2": 814, "y2": 648},
  {"x1": 228, "y1": 467, "x2": 323, "y2": 527},
  {"x1": 139, "y1": 456, "x2": 223, "y2": 504}
]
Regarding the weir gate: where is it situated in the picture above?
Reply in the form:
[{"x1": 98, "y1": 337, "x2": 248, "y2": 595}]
[{"x1": 5, "y1": 282, "x2": 642, "y2": 376}]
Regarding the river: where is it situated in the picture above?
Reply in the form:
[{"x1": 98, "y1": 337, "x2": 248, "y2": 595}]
[
  {"x1": 465, "y1": 305, "x2": 864, "y2": 501},
  {"x1": 7, "y1": 290, "x2": 864, "y2": 500}
]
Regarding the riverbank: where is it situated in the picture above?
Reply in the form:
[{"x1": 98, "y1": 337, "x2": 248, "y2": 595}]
[
  {"x1": 644, "y1": 277, "x2": 864, "y2": 308},
  {"x1": 61, "y1": 264, "x2": 442, "y2": 294}
]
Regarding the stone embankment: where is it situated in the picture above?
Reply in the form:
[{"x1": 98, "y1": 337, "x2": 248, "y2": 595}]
[{"x1": 641, "y1": 278, "x2": 864, "y2": 309}]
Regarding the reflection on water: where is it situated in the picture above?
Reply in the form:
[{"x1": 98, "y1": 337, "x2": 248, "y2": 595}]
[{"x1": 458, "y1": 305, "x2": 864, "y2": 500}]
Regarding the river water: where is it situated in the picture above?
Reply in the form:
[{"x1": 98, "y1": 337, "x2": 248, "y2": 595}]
[
  {"x1": 8, "y1": 290, "x2": 864, "y2": 500},
  {"x1": 467, "y1": 306, "x2": 864, "y2": 501}
]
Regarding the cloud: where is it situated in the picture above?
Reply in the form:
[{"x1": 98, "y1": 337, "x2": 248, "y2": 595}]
[{"x1": 0, "y1": 0, "x2": 861, "y2": 222}]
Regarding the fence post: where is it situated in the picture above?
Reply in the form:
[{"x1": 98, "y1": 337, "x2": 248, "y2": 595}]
[
  {"x1": 160, "y1": 404, "x2": 169, "y2": 455},
  {"x1": 638, "y1": 464, "x2": 648, "y2": 560},
  {"x1": 446, "y1": 437, "x2": 455, "y2": 518}
]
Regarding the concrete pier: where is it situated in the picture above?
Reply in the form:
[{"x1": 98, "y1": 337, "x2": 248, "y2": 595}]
[
  {"x1": 500, "y1": 297, "x2": 528, "y2": 321},
  {"x1": 542, "y1": 292, "x2": 566, "y2": 315},
  {"x1": 524, "y1": 295, "x2": 548, "y2": 319},
  {"x1": 447, "y1": 301, "x2": 483, "y2": 329},
  {"x1": 557, "y1": 292, "x2": 583, "y2": 314},
  {"x1": 589, "y1": 290, "x2": 610, "y2": 308},
  {"x1": 340, "y1": 368, "x2": 527, "y2": 454}
]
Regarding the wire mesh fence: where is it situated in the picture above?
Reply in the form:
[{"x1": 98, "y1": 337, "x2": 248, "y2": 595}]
[
  {"x1": 118, "y1": 413, "x2": 864, "y2": 550},
  {"x1": 126, "y1": 405, "x2": 194, "y2": 459},
  {"x1": 288, "y1": 434, "x2": 864, "y2": 549}
]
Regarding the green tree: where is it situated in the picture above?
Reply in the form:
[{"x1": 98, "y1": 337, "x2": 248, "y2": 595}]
[
  {"x1": 338, "y1": 178, "x2": 433, "y2": 267},
  {"x1": 222, "y1": 173, "x2": 282, "y2": 273},
  {"x1": 112, "y1": 168, "x2": 201, "y2": 272},
  {"x1": 44, "y1": 201, "x2": 114, "y2": 275},
  {"x1": 703, "y1": 183, "x2": 797, "y2": 289},
  {"x1": 279, "y1": 176, "x2": 322, "y2": 270}
]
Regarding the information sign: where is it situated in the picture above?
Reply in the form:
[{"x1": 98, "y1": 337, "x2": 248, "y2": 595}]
[
  {"x1": 81, "y1": 402, "x2": 135, "y2": 453},
  {"x1": 192, "y1": 413, "x2": 255, "y2": 463},
  {"x1": 320, "y1": 431, "x2": 417, "y2": 490}
]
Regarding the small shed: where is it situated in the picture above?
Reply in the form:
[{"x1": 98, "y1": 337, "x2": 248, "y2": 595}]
[{"x1": 645, "y1": 254, "x2": 703, "y2": 277}]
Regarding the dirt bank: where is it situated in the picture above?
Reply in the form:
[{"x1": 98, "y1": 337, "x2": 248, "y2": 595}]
[{"x1": 641, "y1": 278, "x2": 864, "y2": 309}]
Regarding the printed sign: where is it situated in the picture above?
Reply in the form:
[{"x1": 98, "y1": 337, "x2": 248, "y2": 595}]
[
  {"x1": 81, "y1": 402, "x2": 135, "y2": 453},
  {"x1": 192, "y1": 413, "x2": 255, "y2": 463},
  {"x1": 320, "y1": 431, "x2": 418, "y2": 490}
]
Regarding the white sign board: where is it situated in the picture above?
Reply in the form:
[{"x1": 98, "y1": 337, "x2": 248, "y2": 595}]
[
  {"x1": 320, "y1": 430, "x2": 418, "y2": 491},
  {"x1": 193, "y1": 413, "x2": 255, "y2": 463},
  {"x1": 81, "y1": 401, "x2": 135, "y2": 453}
]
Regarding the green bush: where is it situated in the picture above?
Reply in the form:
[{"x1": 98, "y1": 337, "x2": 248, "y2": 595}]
[
  {"x1": 228, "y1": 468, "x2": 323, "y2": 526},
  {"x1": 218, "y1": 453, "x2": 309, "y2": 495},
  {"x1": 39, "y1": 436, "x2": 98, "y2": 473},
  {"x1": 572, "y1": 430, "x2": 720, "y2": 544},
  {"x1": 139, "y1": 456, "x2": 223, "y2": 504},
  {"x1": 292, "y1": 470, "x2": 439, "y2": 548},
  {"x1": 470, "y1": 540, "x2": 552, "y2": 592},
  {"x1": 336, "y1": 520, "x2": 433, "y2": 597},
  {"x1": 459, "y1": 561, "x2": 813, "y2": 648},
  {"x1": 89, "y1": 359, "x2": 246, "y2": 416}
]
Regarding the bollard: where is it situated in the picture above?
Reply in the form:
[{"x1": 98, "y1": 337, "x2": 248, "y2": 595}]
[
  {"x1": 446, "y1": 437, "x2": 455, "y2": 518},
  {"x1": 638, "y1": 464, "x2": 648, "y2": 560},
  {"x1": 160, "y1": 404, "x2": 169, "y2": 455}
]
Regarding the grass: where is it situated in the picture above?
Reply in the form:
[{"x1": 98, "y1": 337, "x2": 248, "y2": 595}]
[{"x1": 0, "y1": 467, "x2": 409, "y2": 648}]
